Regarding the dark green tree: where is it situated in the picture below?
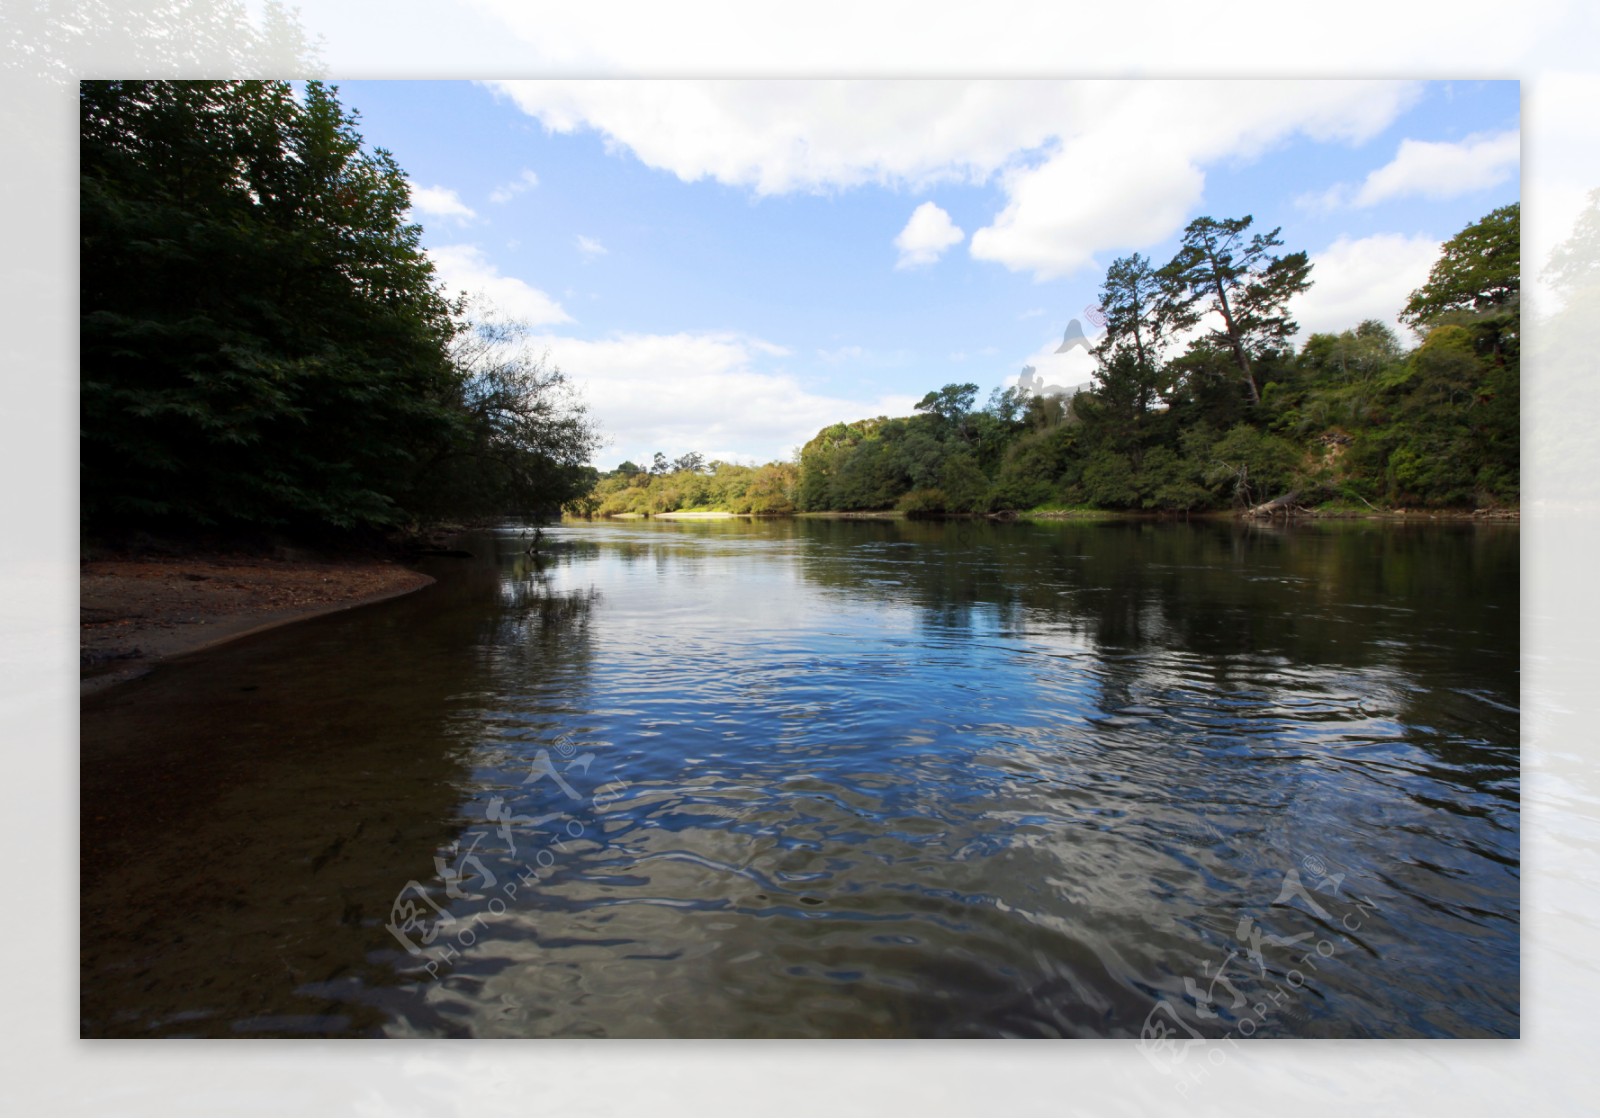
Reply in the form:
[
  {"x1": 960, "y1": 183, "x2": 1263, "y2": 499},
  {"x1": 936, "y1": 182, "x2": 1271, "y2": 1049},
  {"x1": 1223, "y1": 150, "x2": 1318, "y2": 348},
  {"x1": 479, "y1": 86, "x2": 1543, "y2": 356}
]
[
  {"x1": 1164, "y1": 216, "x2": 1314, "y2": 406},
  {"x1": 1402, "y1": 203, "x2": 1520, "y2": 328},
  {"x1": 1402, "y1": 202, "x2": 1520, "y2": 370},
  {"x1": 984, "y1": 385, "x2": 1029, "y2": 425},
  {"x1": 1093, "y1": 252, "x2": 1181, "y2": 415},
  {"x1": 914, "y1": 382, "x2": 980, "y2": 437},
  {"x1": 427, "y1": 313, "x2": 601, "y2": 521},
  {"x1": 81, "y1": 79, "x2": 592, "y2": 535},
  {"x1": 1298, "y1": 320, "x2": 1403, "y2": 384}
]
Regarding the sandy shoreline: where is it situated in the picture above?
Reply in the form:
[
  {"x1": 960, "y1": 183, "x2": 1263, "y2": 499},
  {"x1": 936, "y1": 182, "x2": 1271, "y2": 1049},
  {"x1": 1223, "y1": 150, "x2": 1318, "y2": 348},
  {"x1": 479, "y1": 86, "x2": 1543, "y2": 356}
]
[{"x1": 81, "y1": 554, "x2": 435, "y2": 695}]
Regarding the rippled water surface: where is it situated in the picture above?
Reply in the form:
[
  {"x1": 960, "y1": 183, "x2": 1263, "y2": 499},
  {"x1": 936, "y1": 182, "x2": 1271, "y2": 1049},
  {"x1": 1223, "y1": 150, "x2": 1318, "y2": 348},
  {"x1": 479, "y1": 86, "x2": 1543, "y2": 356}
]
[{"x1": 81, "y1": 518, "x2": 1519, "y2": 1038}]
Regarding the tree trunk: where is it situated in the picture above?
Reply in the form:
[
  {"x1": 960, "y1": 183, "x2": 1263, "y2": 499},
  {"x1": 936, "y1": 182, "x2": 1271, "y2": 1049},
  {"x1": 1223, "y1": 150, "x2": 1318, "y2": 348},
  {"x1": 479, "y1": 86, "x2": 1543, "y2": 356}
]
[
  {"x1": 1210, "y1": 266, "x2": 1259, "y2": 405},
  {"x1": 1245, "y1": 490, "x2": 1301, "y2": 517}
]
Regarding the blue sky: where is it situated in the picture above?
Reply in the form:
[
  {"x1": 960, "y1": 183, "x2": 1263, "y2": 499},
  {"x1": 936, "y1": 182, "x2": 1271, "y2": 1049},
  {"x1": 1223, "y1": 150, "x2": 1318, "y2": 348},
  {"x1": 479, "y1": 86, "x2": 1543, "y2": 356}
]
[{"x1": 334, "y1": 79, "x2": 1520, "y2": 470}]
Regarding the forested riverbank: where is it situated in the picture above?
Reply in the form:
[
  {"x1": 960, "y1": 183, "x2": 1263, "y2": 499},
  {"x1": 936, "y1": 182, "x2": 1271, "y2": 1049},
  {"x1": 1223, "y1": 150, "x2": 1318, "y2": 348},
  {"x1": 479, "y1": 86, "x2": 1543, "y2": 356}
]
[
  {"x1": 80, "y1": 80, "x2": 1520, "y2": 543},
  {"x1": 81, "y1": 80, "x2": 602, "y2": 550},
  {"x1": 580, "y1": 205, "x2": 1520, "y2": 520}
]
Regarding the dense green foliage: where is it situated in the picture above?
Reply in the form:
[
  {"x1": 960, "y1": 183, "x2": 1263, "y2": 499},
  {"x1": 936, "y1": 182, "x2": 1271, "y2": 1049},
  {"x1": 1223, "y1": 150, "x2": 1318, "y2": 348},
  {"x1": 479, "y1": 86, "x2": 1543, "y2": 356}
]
[
  {"x1": 580, "y1": 208, "x2": 1517, "y2": 518},
  {"x1": 581, "y1": 457, "x2": 800, "y2": 516},
  {"x1": 81, "y1": 79, "x2": 599, "y2": 537},
  {"x1": 1162, "y1": 216, "x2": 1315, "y2": 407},
  {"x1": 1402, "y1": 204, "x2": 1519, "y2": 328}
]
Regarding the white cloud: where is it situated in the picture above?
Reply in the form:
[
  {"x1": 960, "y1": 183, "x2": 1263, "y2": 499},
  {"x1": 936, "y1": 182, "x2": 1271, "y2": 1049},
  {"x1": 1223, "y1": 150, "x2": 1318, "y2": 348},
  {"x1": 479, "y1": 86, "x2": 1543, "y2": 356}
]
[
  {"x1": 1302, "y1": 130, "x2": 1521, "y2": 212},
  {"x1": 1352, "y1": 130, "x2": 1519, "y2": 206},
  {"x1": 489, "y1": 168, "x2": 540, "y2": 204},
  {"x1": 969, "y1": 81, "x2": 1421, "y2": 280},
  {"x1": 1293, "y1": 183, "x2": 1350, "y2": 214},
  {"x1": 524, "y1": 330, "x2": 916, "y2": 464},
  {"x1": 407, "y1": 182, "x2": 477, "y2": 224},
  {"x1": 894, "y1": 202, "x2": 963, "y2": 269},
  {"x1": 575, "y1": 234, "x2": 608, "y2": 257},
  {"x1": 486, "y1": 79, "x2": 1072, "y2": 195},
  {"x1": 485, "y1": 80, "x2": 1417, "y2": 280},
  {"x1": 817, "y1": 345, "x2": 864, "y2": 363},
  {"x1": 427, "y1": 244, "x2": 573, "y2": 326},
  {"x1": 1289, "y1": 232, "x2": 1443, "y2": 344}
]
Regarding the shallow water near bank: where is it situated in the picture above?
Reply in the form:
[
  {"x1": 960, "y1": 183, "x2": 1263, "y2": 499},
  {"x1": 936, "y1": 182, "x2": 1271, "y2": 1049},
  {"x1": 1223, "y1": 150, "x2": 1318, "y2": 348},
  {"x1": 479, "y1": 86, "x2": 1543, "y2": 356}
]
[{"x1": 80, "y1": 517, "x2": 1519, "y2": 1038}]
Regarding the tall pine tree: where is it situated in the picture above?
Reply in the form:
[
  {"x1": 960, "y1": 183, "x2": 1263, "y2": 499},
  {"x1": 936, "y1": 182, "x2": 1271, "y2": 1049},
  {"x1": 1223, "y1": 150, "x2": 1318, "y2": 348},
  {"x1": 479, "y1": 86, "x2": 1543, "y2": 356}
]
[{"x1": 1163, "y1": 216, "x2": 1313, "y2": 406}]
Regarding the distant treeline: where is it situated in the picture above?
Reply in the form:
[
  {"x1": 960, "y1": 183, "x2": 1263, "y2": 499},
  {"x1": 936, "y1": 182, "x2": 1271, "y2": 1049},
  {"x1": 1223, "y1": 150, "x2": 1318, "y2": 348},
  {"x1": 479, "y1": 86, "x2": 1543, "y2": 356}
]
[
  {"x1": 81, "y1": 80, "x2": 600, "y2": 541},
  {"x1": 582, "y1": 205, "x2": 1519, "y2": 518}
]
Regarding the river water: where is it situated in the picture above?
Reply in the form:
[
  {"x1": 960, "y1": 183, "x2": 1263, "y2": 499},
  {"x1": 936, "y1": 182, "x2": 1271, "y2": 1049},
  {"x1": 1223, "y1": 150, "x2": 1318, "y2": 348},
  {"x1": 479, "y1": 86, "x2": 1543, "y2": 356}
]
[{"x1": 80, "y1": 517, "x2": 1519, "y2": 1039}]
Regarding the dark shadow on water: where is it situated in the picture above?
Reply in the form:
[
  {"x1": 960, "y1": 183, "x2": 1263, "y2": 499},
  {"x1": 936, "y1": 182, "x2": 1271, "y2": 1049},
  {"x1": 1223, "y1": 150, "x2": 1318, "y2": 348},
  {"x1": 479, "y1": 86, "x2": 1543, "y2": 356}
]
[{"x1": 80, "y1": 535, "x2": 596, "y2": 1037}]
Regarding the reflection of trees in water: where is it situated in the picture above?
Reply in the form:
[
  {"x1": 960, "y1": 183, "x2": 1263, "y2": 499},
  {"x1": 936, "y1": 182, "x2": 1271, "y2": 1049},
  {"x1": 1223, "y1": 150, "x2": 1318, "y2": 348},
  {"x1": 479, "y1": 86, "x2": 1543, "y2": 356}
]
[
  {"x1": 79, "y1": 532, "x2": 599, "y2": 1037},
  {"x1": 480, "y1": 547, "x2": 603, "y2": 687},
  {"x1": 788, "y1": 518, "x2": 1518, "y2": 1037},
  {"x1": 793, "y1": 517, "x2": 1516, "y2": 674},
  {"x1": 792, "y1": 517, "x2": 1519, "y2": 792},
  {"x1": 563, "y1": 518, "x2": 813, "y2": 579}
]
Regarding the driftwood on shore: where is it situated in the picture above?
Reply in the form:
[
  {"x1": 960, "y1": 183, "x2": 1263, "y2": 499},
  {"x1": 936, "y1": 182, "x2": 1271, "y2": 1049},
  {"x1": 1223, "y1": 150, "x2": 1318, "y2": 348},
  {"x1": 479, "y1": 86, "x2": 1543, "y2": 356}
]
[{"x1": 1244, "y1": 490, "x2": 1302, "y2": 517}]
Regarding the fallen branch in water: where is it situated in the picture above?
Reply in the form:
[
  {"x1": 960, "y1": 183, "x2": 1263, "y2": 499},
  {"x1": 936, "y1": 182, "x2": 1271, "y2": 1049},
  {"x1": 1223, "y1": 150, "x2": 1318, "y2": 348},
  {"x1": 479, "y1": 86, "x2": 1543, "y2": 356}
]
[{"x1": 1245, "y1": 490, "x2": 1301, "y2": 517}]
